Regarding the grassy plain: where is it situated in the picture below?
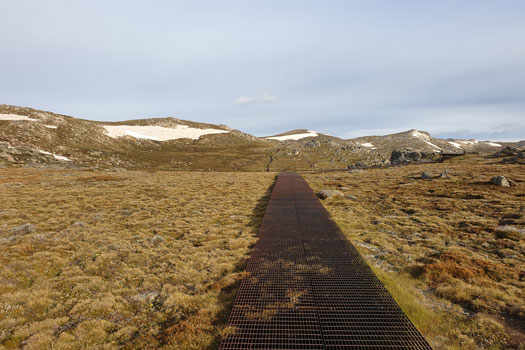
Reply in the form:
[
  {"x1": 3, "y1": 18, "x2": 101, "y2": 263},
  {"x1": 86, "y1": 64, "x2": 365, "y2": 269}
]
[
  {"x1": 304, "y1": 155, "x2": 525, "y2": 349},
  {"x1": 0, "y1": 169, "x2": 276, "y2": 349}
]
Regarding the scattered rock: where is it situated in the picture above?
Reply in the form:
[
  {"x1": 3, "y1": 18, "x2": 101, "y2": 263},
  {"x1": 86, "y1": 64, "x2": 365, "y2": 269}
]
[
  {"x1": 490, "y1": 176, "x2": 510, "y2": 187},
  {"x1": 495, "y1": 226, "x2": 524, "y2": 240},
  {"x1": 492, "y1": 146, "x2": 525, "y2": 164},
  {"x1": 440, "y1": 169, "x2": 449, "y2": 178},
  {"x1": 304, "y1": 140, "x2": 321, "y2": 148},
  {"x1": 492, "y1": 146, "x2": 519, "y2": 158},
  {"x1": 421, "y1": 172, "x2": 432, "y2": 180},
  {"x1": 10, "y1": 223, "x2": 35, "y2": 235},
  {"x1": 152, "y1": 235, "x2": 165, "y2": 246},
  {"x1": 131, "y1": 291, "x2": 160, "y2": 304},
  {"x1": 347, "y1": 161, "x2": 367, "y2": 169},
  {"x1": 72, "y1": 221, "x2": 86, "y2": 228},
  {"x1": 401, "y1": 208, "x2": 417, "y2": 215},
  {"x1": 345, "y1": 194, "x2": 357, "y2": 200},
  {"x1": 317, "y1": 189, "x2": 344, "y2": 199}
]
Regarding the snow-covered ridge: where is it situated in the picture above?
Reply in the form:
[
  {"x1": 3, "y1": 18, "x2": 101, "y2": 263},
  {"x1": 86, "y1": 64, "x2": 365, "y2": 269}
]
[
  {"x1": 0, "y1": 114, "x2": 38, "y2": 122},
  {"x1": 267, "y1": 130, "x2": 318, "y2": 141},
  {"x1": 102, "y1": 125, "x2": 229, "y2": 141}
]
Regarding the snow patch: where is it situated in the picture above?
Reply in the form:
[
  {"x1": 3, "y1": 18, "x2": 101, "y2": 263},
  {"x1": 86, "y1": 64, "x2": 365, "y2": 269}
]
[
  {"x1": 0, "y1": 114, "x2": 38, "y2": 122},
  {"x1": 458, "y1": 140, "x2": 478, "y2": 145},
  {"x1": 410, "y1": 130, "x2": 441, "y2": 150},
  {"x1": 423, "y1": 140, "x2": 441, "y2": 150},
  {"x1": 410, "y1": 130, "x2": 430, "y2": 140},
  {"x1": 44, "y1": 125, "x2": 58, "y2": 129},
  {"x1": 267, "y1": 130, "x2": 318, "y2": 141},
  {"x1": 39, "y1": 150, "x2": 72, "y2": 162},
  {"x1": 102, "y1": 125, "x2": 229, "y2": 141},
  {"x1": 360, "y1": 142, "x2": 375, "y2": 148},
  {"x1": 486, "y1": 142, "x2": 502, "y2": 147},
  {"x1": 448, "y1": 141, "x2": 463, "y2": 149}
]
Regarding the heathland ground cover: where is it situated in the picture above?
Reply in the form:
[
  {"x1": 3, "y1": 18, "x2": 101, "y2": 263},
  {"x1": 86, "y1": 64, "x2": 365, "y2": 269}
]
[
  {"x1": 0, "y1": 169, "x2": 275, "y2": 349},
  {"x1": 304, "y1": 155, "x2": 524, "y2": 349},
  {"x1": 1, "y1": 155, "x2": 523, "y2": 349}
]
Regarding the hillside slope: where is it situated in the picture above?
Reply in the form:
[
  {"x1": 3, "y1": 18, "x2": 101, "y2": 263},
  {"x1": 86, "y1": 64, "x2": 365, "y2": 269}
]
[
  {"x1": 1, "y1": 105, "x2": 522, "y2": 171},
  {"x1": 0, "y1": 105, "x2": 271, "y2": 171}
]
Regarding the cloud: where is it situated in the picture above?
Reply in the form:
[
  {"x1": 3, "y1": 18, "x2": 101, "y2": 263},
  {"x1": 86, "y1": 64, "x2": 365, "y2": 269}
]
[
  {"x1": 234, "y1": 96, "x2": 256, "y2": 104},
  {"x1": 234, "y1": 92, "x2": 277, "y2": 105},
  {"x1": 1, "y1": 2, "x2": 523, "y2": 140}
]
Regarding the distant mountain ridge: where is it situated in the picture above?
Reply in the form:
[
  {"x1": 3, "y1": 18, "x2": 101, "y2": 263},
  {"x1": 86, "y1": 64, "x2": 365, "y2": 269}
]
[
  {"x1": 1, "y1": 104, "x2": 522, "y2": 171},
  {"x1": 267, "y1": 128, "x2": 518, "y2": 155}
]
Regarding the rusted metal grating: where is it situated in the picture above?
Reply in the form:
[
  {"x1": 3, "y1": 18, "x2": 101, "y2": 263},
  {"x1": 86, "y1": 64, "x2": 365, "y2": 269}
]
[{"x1": 220, "y1": 172, "x2": 432, "y2": 349}]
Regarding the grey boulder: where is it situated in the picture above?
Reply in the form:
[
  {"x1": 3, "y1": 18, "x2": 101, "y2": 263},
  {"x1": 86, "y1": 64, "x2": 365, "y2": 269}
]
[
  {"x1": 317, "y1": 190, "x2": 344, "y2": 200},
  {"x1": 490, "y1": 176, "x2": 510, "y2": 187}
]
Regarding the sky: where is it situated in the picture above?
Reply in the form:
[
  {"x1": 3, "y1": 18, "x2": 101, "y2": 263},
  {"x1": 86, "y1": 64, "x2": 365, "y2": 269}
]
[{"x1": 1, "y1": 1, "x2": 524, "y2": 140}]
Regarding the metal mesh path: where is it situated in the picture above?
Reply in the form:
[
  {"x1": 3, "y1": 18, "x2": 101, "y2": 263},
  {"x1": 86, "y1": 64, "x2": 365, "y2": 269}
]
[{"x1": 220, "y1": 172, "x2": 432, "y2": 349}]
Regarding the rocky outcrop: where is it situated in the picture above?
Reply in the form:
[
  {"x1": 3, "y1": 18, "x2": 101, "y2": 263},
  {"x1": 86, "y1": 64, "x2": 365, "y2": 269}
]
[
  {"x1": 390, "y1": 149, "x2": 440, "y2": 165},
  {"x1": 491, "y1": 146, "x2": 525, "y2": 165},
  {"x1": 490, "y1": 176, "x2": 511, "y2": 187}
]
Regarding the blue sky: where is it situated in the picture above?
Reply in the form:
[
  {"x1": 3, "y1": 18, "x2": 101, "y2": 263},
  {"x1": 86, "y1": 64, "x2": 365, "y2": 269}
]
[{"x1": 1, "y1": 1, "x2": 524, "y2": 140}]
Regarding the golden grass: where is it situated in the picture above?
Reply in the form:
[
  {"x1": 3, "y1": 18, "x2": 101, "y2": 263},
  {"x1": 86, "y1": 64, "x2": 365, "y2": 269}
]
[
  {"x1": 304, "y1": 156, "x2": 525, "y2": 349},
  {"x1": 0, "y1": 168, "x2": 276, "y2": 349}
]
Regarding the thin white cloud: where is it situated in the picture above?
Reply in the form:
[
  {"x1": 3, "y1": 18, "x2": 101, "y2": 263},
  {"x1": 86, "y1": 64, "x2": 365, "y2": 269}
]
[
  {"x1": 234, "y1": 93, "x2": 277, "y2": 105},
  {"x1": 234, "y1": 96, "x2": 257, "y2": 104}
]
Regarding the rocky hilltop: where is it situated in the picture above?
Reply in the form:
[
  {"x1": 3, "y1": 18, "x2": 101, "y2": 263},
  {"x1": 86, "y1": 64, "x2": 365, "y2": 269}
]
[{"x1": 1, "y1": 105, "x2": 522, "y2": 171}]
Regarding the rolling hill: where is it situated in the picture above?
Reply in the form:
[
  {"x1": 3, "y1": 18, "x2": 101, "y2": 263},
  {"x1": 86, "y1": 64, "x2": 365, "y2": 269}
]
[{"x1": 1, "y1": 105, "x2": 522, "y2": 171}]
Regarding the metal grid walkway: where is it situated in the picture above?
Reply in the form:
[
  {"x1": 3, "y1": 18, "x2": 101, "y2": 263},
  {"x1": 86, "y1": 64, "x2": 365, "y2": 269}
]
[{"x1": 220, "y1": 173, "x2": 432, "y2": 349}]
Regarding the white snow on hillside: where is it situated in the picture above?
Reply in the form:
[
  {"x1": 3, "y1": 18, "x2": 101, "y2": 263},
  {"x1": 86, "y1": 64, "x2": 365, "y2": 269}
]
[
  {"x1": 423, "y1": 140, "x2": 441, "y2": 150},
  {"x1": 0, "y1": 114, "x2": 38, "y2": 122},
  {"x1": 39, "y1": 150, "x2": 72, "y2": 161},
  {"x1": 410, "y1": 130, "x2": 441, "y2": 150},
  {"x1": 360, "y1": 142, "x2": 375, "y2": 148},
  {"x1": 44, "y1": 125, "x2": 58, "y2": 129},
  {"x1": 449, "y1": 140, "x2": 501, "y2": 148},
  {"x1": 267, "y1": 130, "x2": 318, "y2": 141},
  {"x1": 458, "y1": 140, "x2": 479, "y2": 145},
  {"x1": 410, "y1": 130, "x2": 430, "y2": 140},
  {"x1": 102, "y1": 125, "x2": 229, "y2": 141}
]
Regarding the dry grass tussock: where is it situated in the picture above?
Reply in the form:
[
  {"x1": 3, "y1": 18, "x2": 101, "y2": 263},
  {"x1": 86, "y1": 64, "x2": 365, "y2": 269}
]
[
  {"x1": 304, "y1": 155, "x2": 525, "y2": 349},
  {"x1": 0, "y1": 168, "x2": 276, "y2": 349}
]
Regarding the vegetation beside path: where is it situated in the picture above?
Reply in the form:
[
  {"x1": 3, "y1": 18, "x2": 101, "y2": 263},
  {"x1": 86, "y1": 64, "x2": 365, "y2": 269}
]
[
  {"x1": 304, "y1": 155, "x2": 525, "y2": 349},
  {"x1": 0, "y1": 169, "x2": 275, "y2": 349}
]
